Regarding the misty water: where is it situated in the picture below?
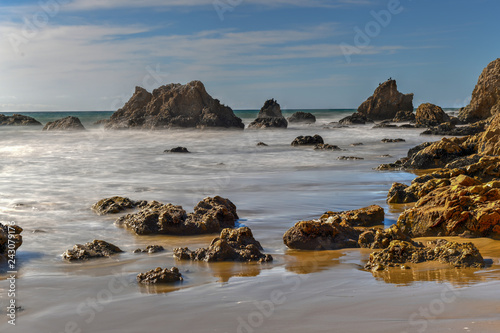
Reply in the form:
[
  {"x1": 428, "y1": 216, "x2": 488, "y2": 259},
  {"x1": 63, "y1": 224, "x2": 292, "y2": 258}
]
[{"x1": 1, "y1": 110, "x2": 500, "y2": 332}]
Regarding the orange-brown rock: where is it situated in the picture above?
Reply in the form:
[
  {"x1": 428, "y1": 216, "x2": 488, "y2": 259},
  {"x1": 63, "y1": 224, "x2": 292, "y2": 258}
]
[
  {"x1": 321, "y1": 205, "x2": 385, "y2": 227},
  {"x1": 415, "y1": 103, "x2": 450, "y2": 127},
  {"x1": 397, "y1": 175, "x2": 500, "y2": 237},
  {"x1": 459, "y1": 58, "x2": 500, "y2": 123}
]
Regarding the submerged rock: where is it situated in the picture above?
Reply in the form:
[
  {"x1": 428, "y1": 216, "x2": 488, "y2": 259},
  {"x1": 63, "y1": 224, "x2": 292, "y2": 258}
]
[
  {"x1": 314, "y1": 144, "x2": 341, "y2": 151},
  {"x1": 62, "y1": 240, "x2": 123, "y2": 261},
  {"x1": 415, "y1": 103, "x2": 450, "y2": 127},
  {"x1": 291, "y1": 135, "x2": 324, "y2": 146},
  {"x1": 381, "y1": 138, "x2": 405, "y2": 143},
  {"x1": 115, "y1": 196, "x2": 238, "y2": 235},
  {"x1": 364, "y1": 239, "x2": 484, "y2": 271},
  {"x1": 104, "y1": 81, "x2": 244, "y2": 130},
  {"x1": 164, "y1": 147, "x2": 190, "y2": 153},
  {"x1": 249, "y1": 99, "x2": 288, "y2": 129},
  {"x1": 137, "y1": 267, "x2": 183, "y2": 284},
  {"x1": 133, "y1": 245, "x2": 165, "y2": 254},
  {"x1": 357, "y1": 79, "x2": 414, "y2": 120},
  {"x1": 256, "y1": 142, "x2": 268, "y2": 146},
  {"x1": 339, "y1": 112, "x2": 372, "y2": 125},
  {"x1": 42, "y1": 116, "x2": 85, "y2": 131},
  {"x1": 458, "y1": 58, "x2": 500, "y2": 123},
  {"x1": 288, "y1": 111, "x2": 316, "y2": 123},
  {"x1": 91, "y1": 196, "x2": 140, "y2": 215},
  {"x1": 0, "y1": 223, "x2": 23, "y2": 258},
  {"x1": 174, "y1": 227, "x2": 272, "y2": 262},
  {"x1": 337, "y1": 156, "x2": 364, "y2": 160},
  {"x1": 0, "y1": 114, "x2": 42, "y2": 126}
]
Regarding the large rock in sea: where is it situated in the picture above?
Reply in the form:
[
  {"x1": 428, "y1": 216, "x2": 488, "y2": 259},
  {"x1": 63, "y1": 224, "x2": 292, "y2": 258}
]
[
  {"x1": 291, "y1": 134, "x2": 324, "y2": 146},
  {"x1": 115, "y1": 196, "x2": 238, "y2": 235},
  {"x1": 459, "y1": 58, "x2": 500, "y2": 123},
  {"x1": 357, "y1": 79, "x2": 414, "y2": 120},
  {"x1": 42, "y1": 116, "x2": 85, "y2": 131},
  {"x1": 104, "y1": 81, "x2": 244, "y2": 130},
  {"x1": 288, "y1": 111, "x2": 316, "y2": 123},
  {"x1": 248, "y1": 99, "x2": 287, "y2": 129},
  {"x1": 174, "y1": 227, "x2": 273, "y2": 262},
  {"x1": 0, "y1": 114, "x2": 42, "y2": 126},
  {"x1": 415, "y1": 103, "x2": 450, "y2": 127}
]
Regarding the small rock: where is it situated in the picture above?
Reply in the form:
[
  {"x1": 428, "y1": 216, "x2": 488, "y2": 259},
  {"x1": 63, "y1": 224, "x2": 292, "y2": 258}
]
[
  {"x1": 62, "y1": 240, "x2": 123, "y2": 261},
  {"x1": 256, "y1": 142, "x2": 268, "y2": 146},
  {"x1": 291, "y1": 135, "x2": 324, "y2": 146},
  {"x1": 288, "y1": 111, "x2": 316, "y2": 123},
  {"x1": 381, "y1": 138, "x2": 405, "y2": 143},
  {"x1": 164, "y1": 147, "x2": 190, "y2": 153},
  {"x1": 337, "y1": 156, "x2": 364, "y2": 160},
  {"x1": 314, "y1": 144, "x2": 341, "y2": 151},
  {"x1": 42, "y1": 116, "x2": 85, "y2": 131},
  {"x1": 134, "y1": 245, "x2": 165, "y2": 254},
  {"x1": 137, "y1": 267, "x2": 183, "y2": 284}
]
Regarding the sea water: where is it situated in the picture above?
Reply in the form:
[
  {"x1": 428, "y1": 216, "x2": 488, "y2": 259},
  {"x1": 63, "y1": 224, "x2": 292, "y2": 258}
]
[{"x1": 1, "y1": 109, "x2": 499, "y2": 333}]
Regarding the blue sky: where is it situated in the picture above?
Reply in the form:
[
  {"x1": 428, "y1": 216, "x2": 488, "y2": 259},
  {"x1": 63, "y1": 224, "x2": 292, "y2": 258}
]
[{"x1": 0, "y1": 0, "x2": 499, "y2": 111}]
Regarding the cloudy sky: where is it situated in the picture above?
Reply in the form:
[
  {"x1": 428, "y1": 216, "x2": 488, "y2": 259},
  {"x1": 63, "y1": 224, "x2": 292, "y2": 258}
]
[{"x1": 0, "y1": 0, "x2": 499, "y2": 111}]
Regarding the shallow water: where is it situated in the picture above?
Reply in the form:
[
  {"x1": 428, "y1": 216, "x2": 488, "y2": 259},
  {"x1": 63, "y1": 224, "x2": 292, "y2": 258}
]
[{"x1": 1, "y1": 110, "x2": 500, "y2": 332}]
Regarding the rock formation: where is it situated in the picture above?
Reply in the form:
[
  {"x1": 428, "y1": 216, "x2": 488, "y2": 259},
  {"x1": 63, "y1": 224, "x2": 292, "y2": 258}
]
[
  {"x1": 392, "y1": 110, "x2": 415, "y2": 123},
  {"x1": 358, "y1": 225, "x2": 417, "y2": 249},
  {"x1": 420, "y1": 121, "x2": 486, "y2": 136},
  {"x1": 288, "y1": 111, "x2": 316, "y2": 123},
  {"x1": 91, "y1": 196, "x2": 144, "y2": 215},
  {"x1": 42, "y1": 116, "x2": 85, "y2": 131},
  {"x1": 339, "y1": 112, "x2": 372, "y2": 125},
  {"x1": 174, "y1": 227, "x2": 273, "y2": 262},
  {"x1": 459, "y1": 58, "x2": 500, "y2": 122},
  {"x1": 115, "y1": 196, "x2": 238, "y2": 235},
  {"x1": 104, "y1": 81, "x2": 244, "y2": 130},
  {"x1": 137, "y1": 267, "x2": 183, "y2": 284},
  {"x1": 62, "y1": 240, "x2": 123, "y2": 261},
  {"x1": 248, "y1": 99, "x2": 288, "y2": 129},
  {"x1": 133, "y1": 245, "x2": 165, "y2": 254},
  {"x1": 357, "y1": 79, "x2": 414, "y2": 120},
  {"x1": 415, "y1": 103, "x2": 450, "y2": 127},
  {"x1": 365, "y1": 239, "x2": 484, "y2": 271},
  {"x1": 291, "y1": 135, "x2": 324, "y2": 146},
  {"x1": 0, "y1": 223, "x2": 23, "y2": 258},
  {"x1": 320, "y1": 205, "x2": 385, "y2": 227},
  {"x1": 0, "y1": 114, "x2": 42, "y2": 126}
]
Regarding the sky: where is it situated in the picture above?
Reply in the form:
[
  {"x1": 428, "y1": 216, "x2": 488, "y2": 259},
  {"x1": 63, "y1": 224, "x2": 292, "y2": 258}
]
[{"x1": 0, "y1": 0, "x2": 499, "y2": 111}]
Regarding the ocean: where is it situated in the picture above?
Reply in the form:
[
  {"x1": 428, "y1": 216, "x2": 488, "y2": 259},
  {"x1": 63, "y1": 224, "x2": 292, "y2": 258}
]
[{"x1": 1, "y1": 109, "x2": 499, "y2": 332}]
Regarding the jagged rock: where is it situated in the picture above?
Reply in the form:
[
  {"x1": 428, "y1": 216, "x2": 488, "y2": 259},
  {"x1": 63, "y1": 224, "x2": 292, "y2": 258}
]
[
  {"x1": 314, "y1": 144, "x2": 341, "y2": 151},
  {"x1": 357, "y1": 79, "x2": 414, "y2": 120},
  {"x1": 133, "y1": 245, "x2": 165, "y2": 254},
  {"x1": 421, "y1": 121, "x2": 486, "y2": 136},
  {"x1": 392, "y1": 110, "x2": 416, "y2": 123},
  {"x1": 0, "y1": 223, "x2": 23, "y2": 258},
  {"x1": 415, "y1": 103, "x2": 450, "y2": 127},
  {"x1": 91, "y1": 196, "x2": 141, "y2": 215},
  {"x1": 62, "y1": 240, "x2": 123, "y2": 261},
  {"x1": 404, "y1": 137, "x2": 475, "y2": 169},
  {"x1": 373, "y1": 122, "x2": 397, "y2": 128},
  {"x1": 164, "y1": 147, "x2": 190, "y2": 153},
  {"x1": 104, "y1": 81, "x2": 244, "y2": 129},
  {"x1": 248, "y1": 99, "x2": 287, "y2": 129},
  {"x1": 115, "y1": 196, "x2": 238, "y2": 235},
  {"x1": 283, "y1": 219, "x2": 361, "y2": 250},
  {"x1": 358, "y1": 225, "x2": 417, "y2": 249},
  {"x1": 320, "y1": 205, "x2": 385, "y2": 227},
  {"x1": 381, "y1": 138, "x2": 405, "y2": 143},
  {"x1": 459, "y1": 58, "x2": 500, "y2": 122},
  {"x1": 351, "y1": 142, "x2": 363, "y2": 146},
  {"x1": 386, "y1": 178, "x2": 451, "y2": 204},
  {"x1": 0, "y1": 114, "x2": 42, "y2": 126},
  {"x1": 42, "y1": 116, "x2": 85, "y2": 131},
  {"x1": 338, "y1": 156, "x2": 364, "y2": 160},
  {"x1": 256, "y1": 142, "x2": 268, "y2": 146},
  {"x1": 407, "y1": 142, "x2": 433, "y2": 158},
  {"x1": 291, "y1": 135, "x2": 324, "y2": 146},
  {"x1": 364, "y1": 239, "x2": 484, "y2": 271},
  {"x1": 137, "y1": 267, "x2": 183, "y2": 284},
  {"x1": 397, "y1": 173, "x2": 500, "y2": 237},
  {"x1": 174, "y1": 227, "x2": 272, "y2": 262},
  {"x1": 339, "y1": 112, "x2": 373, "y2": 125},
  {"x1": 288, "y1": 111, "x2": 316, "y2": 123}
]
